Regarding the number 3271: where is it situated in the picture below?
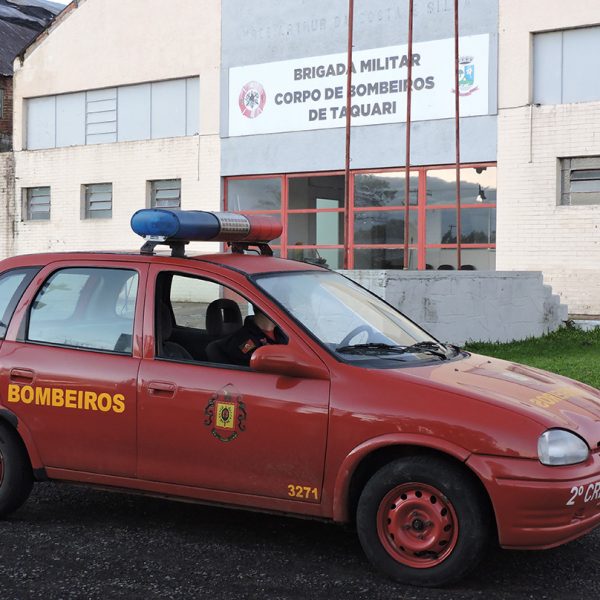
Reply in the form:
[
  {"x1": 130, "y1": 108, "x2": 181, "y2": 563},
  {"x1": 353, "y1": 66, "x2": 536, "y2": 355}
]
[{"x1": 287, "y1": 484, "x2": 319, "y2": 500}]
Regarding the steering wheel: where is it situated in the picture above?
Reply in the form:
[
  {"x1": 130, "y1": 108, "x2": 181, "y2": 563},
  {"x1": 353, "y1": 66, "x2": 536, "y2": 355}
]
[{"x1": 338, "y1": 324, "x2": 375, "y2": 347}]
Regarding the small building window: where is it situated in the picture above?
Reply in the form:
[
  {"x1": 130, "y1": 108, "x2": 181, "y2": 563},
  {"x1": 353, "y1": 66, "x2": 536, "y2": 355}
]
[
  {"x1": 534, "y1": 27, "x2": 600, "y2": 105},
  {"x1": 150, "y1": 179, "x2": 181, "y2": 208},
  {"x1": 23, "y1": 187, "x2": 51, "y2": 221},
  {"x1": 84, "y1": 183, "x2": 113, "y2": 218},
  {"x1": 0, "y1": 88, "x2": 4, "y2": 118},
  {"x1": 560, "y1": 158, "x2": 600, "y2": 206}
]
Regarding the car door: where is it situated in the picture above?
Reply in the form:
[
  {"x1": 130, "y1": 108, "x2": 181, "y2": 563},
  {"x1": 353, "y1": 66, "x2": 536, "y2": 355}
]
[
  {"x1": 0, "y1": 260, "x2": 146, "y2": 476},
  {"x1": 137, "y1": 264, "x2": 331, "y2": 503}
]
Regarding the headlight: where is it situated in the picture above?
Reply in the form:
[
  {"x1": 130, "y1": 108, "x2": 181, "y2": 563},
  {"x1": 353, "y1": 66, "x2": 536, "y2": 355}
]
[{"x1": 538, "y1": 429, "x2": 589, "y2": 466}]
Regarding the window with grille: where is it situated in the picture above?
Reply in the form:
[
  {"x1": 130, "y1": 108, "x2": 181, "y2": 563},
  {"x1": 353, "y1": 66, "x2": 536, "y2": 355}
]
[
  {"x1": 86, "y1": 88, "x2": 117, "y2": 145},
  {"x1": 83, "y1": 183, "x2": 113, "y2": 219},
  {"x1": 150, "y1": 179, "x2": 181, "y2": 208},
  {"x1": 560, "y1": 158, "x2": 600, "y2": 206},
  {"x1": 23, "y1": 187, "x2": 51, "y2": 221},
  {"x1": 26, "y1": 77, "x2": 199, "y2": 150}
]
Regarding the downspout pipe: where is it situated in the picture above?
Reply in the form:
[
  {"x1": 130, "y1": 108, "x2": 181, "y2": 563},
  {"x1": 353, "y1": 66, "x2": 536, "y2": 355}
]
[
  {"x1": 454, "y1": 0, "x2": 462, "y2": 269},
  {"x1": 403, "y1": 0, "x2": 415, "y2": 269},
  {"x1": 343, "y1": 0, "x2": 355, "y2": 269}
]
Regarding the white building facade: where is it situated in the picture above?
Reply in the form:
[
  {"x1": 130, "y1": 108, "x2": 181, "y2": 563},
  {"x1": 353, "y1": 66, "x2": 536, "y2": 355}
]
[
  {"x1": 5, "y1": 0, "x2": 598, "y2": 318},
  {"x1": 10, "y1": 0, "x2": 221, "y2": 256},
  {"x1": 497, "y1": 0, "x2": 600, "y2": 315}
]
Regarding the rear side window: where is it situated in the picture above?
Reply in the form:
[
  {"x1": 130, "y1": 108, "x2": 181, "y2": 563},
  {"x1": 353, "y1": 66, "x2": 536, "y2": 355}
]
[
  {"x1": 27, "y1": 267, "x2": 138, "y2": 354},
  {"x1": 0, "y1": 268, "x2": 38, "y2": 339}
]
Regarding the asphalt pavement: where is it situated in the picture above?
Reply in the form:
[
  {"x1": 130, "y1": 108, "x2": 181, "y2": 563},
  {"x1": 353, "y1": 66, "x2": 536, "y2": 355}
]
[{"x1": 0, "y1": 482, "x2": 598, "y2": 600}]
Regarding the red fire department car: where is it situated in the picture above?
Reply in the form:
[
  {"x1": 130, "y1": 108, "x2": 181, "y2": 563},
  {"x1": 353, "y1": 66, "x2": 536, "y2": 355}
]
[{"x1": 0, "y1": 209, "x2": 599, "y2": 587}]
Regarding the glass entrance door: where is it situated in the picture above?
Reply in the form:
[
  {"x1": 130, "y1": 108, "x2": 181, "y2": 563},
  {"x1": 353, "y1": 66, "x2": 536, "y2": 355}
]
[
  {"x1": 224, "y1": 163, "x2": 496, "y2": 270},
  {"x1": 288, "y1": 175, "x2": 344, "y2": 269}
]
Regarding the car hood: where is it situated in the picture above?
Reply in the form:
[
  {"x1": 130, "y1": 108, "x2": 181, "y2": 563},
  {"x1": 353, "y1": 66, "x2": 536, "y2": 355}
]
[{"x1": 402, "y1": 352, "x2": 600, "y2": 445}]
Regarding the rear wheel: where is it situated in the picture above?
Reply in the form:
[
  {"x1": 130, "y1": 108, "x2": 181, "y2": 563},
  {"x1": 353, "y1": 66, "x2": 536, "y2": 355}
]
[
  {"x1": 0, "y1": 422, "x2": 33, "y2": 518},
  {"x1": 356, "y1": 456, "x2": 490, "y2": 587}
]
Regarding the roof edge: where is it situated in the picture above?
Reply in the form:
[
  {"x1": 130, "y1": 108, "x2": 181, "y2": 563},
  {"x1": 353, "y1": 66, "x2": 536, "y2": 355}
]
[{"x1": 14, "y1": 0, "x2": 83, "y2": 68}]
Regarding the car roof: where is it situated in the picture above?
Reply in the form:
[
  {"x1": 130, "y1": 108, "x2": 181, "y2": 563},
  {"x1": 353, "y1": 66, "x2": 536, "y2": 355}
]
[
  {"x1": 0, "y1": 250, "x2": 327, "y2": 276},
  {"x1": 195, "y1": 253, "x2": 326, "y2": 275}
]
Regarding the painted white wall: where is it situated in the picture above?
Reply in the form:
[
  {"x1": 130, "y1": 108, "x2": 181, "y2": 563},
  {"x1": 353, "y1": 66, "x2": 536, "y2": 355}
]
[
  {"x1": 14, "y1": 0, "x2": 220, "y2": 143},
  {"x1": 9, "y1": 0, "x2": 221, "y2": 258},
  {"x1": 497, "y1": 0, "x2": 600, "y2": 315},
  {"x1": 498, "y1": 0, "x2": 600, "y2": 111},
  {"x1": 343, "y1": 270, "x2": 568, "y2": 345}
]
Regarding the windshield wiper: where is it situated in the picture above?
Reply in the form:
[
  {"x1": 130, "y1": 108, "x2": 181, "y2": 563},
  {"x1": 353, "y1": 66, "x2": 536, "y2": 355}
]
[
  {"x1": 335, "y1": 343, "x2": 406, "y2": 354},
  {"x1": 336, "y1": 340, "x2": 450, "y2": 360},
  {"x1": 402, "y1": 341, "x2": 450, "y2": 359}
]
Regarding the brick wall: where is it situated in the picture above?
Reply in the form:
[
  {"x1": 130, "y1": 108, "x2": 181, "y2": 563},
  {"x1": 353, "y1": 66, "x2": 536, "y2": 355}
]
[
  {"x1": 0, "y1": 76, "x2": 12, "y2": 151},
  {"x1": 496, "y1": 104, "x2": 600, "y2": 315},
  {"x1": 12, "y1": 135, "x2": 221, "y2": 257},
  {"x1": 0, "y1": 152, "x2": 15, "y2": 258}
]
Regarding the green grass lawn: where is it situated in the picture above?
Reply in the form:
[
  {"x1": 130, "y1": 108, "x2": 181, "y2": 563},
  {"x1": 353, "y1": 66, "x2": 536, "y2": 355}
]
[{"x1": 465, "y1": 326, "x2": 600, "y2": 390}]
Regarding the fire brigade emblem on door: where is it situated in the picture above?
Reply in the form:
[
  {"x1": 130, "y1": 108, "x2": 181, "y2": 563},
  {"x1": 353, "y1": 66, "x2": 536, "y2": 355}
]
[{"x1": 204, "y1": 384, "x2": 247, "y2": 442}]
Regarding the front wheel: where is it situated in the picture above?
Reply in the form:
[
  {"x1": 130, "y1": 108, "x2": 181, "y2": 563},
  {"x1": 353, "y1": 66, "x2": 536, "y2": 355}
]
[
  {"x1": 0, "y1": 422, "x2": 33, "y2": 518},
  {"x1": 356, "y1": 456, "x2": 491, "y2": 587}
]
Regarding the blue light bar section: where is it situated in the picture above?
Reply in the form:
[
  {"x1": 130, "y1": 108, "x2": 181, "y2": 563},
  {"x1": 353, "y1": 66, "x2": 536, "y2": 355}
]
[{"x1": 131, "y1": 209, "x2": 220, "y2": 240}]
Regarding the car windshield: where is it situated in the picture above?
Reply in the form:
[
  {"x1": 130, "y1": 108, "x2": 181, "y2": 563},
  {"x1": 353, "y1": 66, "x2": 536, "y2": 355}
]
[{"x1": 255, "y1": 271, "x2": 452, "y2": 364}]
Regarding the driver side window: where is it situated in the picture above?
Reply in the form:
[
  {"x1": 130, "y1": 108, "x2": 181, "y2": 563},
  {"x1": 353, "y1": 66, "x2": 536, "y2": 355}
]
[{"x1": 155, "y1": 272, "x2": 284, "y2": 367}]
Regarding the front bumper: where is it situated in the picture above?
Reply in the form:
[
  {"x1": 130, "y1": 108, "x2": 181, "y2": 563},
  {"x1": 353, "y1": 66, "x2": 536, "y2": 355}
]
[{"x1": 467, "y1": 452, "x2": 600, "y2": 549}]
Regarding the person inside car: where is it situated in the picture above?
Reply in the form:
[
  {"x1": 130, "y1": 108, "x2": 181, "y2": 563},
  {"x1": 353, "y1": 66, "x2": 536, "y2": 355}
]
[{"x1": 218, "y1": 307, "x2": 286, "y2": 367}]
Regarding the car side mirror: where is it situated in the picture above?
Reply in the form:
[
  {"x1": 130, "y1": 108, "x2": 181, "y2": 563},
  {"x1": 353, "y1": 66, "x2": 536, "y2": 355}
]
[{"x1": 250, "y1": 344, "x2": 329, "y2": 380}]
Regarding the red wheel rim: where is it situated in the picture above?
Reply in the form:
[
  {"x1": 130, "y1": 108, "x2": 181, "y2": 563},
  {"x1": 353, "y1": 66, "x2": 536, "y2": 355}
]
[{"x1": 376, "y1": 482, "x2": 459, "y2": 568}]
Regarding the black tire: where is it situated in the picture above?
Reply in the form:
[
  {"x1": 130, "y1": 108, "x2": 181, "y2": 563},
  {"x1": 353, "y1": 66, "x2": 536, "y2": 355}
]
[
  {"x1": 356, "y1": 455, "x2": 491, "y2": 587},
  {"x1": 0, "y1": 422, "x2": 33, "y2": 518}
]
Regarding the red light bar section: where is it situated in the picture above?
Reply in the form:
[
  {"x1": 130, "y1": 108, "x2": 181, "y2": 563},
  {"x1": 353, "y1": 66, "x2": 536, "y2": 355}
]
[
  {"x1": 211, "y1": 212, "x2": 282, "y2": 243},
  {"x1": 240, "y1": 213, "x2": 282, "y2": 242}
]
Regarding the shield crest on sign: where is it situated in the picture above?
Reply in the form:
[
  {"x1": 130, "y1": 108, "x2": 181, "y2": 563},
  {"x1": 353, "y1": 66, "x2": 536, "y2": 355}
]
[{"x1": 458, "y1": 56, "x2": 478, "y2": 96}]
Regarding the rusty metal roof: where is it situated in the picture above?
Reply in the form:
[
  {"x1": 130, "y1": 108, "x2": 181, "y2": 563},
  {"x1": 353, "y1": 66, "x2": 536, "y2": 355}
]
[{"x1": 0, "y1": 0, "x2": 61, "y2": 75}]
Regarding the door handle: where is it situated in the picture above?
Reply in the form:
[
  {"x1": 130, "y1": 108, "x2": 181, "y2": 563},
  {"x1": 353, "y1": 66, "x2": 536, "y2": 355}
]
[
  {"x1": 148, "y1": 381, "x2": 176, "y2": 397},
  {"x1": 10, "y1": 368, "x2": 35, "y2": 384}
]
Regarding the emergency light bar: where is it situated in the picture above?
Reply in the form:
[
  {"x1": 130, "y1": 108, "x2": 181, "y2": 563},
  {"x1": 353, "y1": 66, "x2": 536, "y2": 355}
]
[{"x1": 130, "y1": 209, "x2": 282, "y2": 257}]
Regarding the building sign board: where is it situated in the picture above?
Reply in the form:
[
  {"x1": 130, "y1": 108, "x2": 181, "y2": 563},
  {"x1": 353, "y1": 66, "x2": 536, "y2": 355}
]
[{"x1": 229, "y1": 34, "x2": 490, "y2": 136}]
